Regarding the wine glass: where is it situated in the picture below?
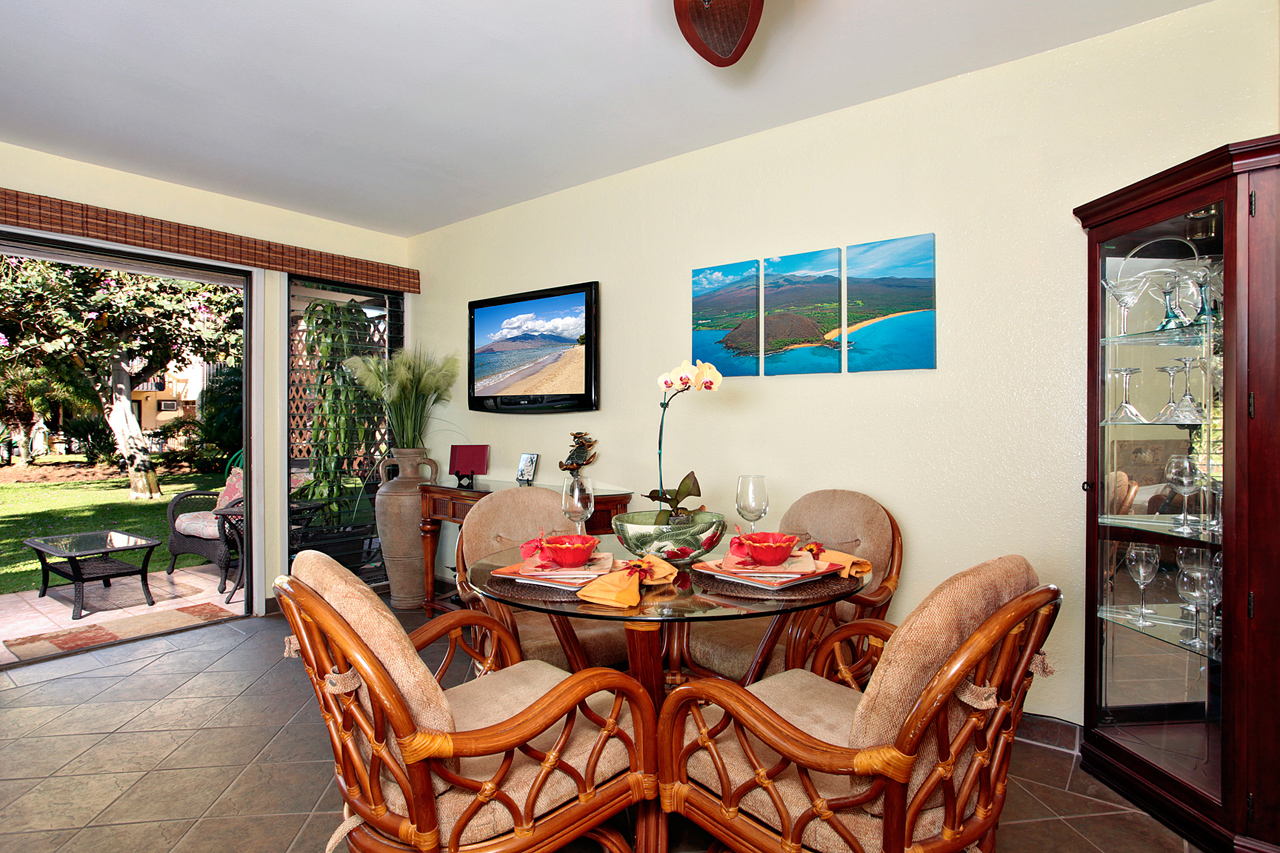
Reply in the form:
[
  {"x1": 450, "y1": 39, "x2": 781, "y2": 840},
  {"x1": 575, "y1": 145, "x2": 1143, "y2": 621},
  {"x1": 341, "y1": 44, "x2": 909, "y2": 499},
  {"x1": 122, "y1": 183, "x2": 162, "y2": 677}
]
[
  {"x1": 1207, "y1": 477, "x2": 1224, "y2": 534},
  {"x1": 1102, "y1": 275, "x2": 1148, "y2": 336},
  {"x1": 1202, "y1": 566, "x2": 1224, "y2": 641},
  {"x1": 561, "y1": 476, "x2": 594, "y2": 536},
  {"x1": 1165, "y1": 455, "x2": 1202, "y2": 535},
  {"x1": 1104, "y1": 367, "x2": 1147, "y2": 424},
  {"x1": 1152, "y1": 365, "x2": 1183, "y2": 424},
  {"x1": 1176, "y1": 547, "x2": 1211, "y2": 650},
  {"x1": 735, "y1": 475, "x2": 768, "y2": 533},
  {"x1": 1126, "y1": 545, "x2": 1159, "y2": 627}
]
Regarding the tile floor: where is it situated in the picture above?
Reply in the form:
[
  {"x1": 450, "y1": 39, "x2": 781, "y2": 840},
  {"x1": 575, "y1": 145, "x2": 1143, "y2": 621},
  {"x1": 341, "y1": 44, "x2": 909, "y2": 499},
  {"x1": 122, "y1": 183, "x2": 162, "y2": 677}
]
[
  {"x1": 0, "y1": 605, "x2": 1204, "y2": 853},
  {"x1": 0, "y1": 563, "x2": 245, "y2": 666}
]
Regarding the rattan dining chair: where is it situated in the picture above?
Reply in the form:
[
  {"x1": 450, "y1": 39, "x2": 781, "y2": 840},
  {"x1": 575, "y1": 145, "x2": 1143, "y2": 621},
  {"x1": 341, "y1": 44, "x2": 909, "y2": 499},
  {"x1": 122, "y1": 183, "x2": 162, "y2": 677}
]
[
  {"x1": 658, "y1": 555, "x2": 1061, "y2": 853},
  {"x1": 455, "y1": 487, "x2": 629, "y2": 671},
  {"x1": 276, "y1": 550, "x2": 659, "y2": 853},
  {"x1": 679, "y1": 489, "x2": 902, "y2": 684}
]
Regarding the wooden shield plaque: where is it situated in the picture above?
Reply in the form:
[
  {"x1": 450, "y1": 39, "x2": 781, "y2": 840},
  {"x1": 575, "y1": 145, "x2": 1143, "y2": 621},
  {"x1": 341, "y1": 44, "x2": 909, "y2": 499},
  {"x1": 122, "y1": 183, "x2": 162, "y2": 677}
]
[{"x1": 674, "y1": 0, "x2": 764, "y2": 67}]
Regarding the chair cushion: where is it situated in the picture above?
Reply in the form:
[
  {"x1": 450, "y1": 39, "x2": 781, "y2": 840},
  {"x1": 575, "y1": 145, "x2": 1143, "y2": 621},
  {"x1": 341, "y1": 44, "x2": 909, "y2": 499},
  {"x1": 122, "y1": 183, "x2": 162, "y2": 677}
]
[
  {"x1": 849, "y1": 554, "x2": 1039, "y2": 812},
  {"x1": 216, "y1": 466, "x2": 245, "y2": 509},
  {"x1": 686, "y1": 619, "x2": 785, "y2": 683},
  {"x1": 778, "y1": 490, "x2": 893, "y2": 590},
  {"x1": 513, "y1": 610, "x2": 629, "y2": 670},
  {"x1": 174, "y1": 510, "x2": 220, "y2": 539},
  {"x1": 684, "y1": 669, "x2": 899, "y2": 853},
  {"x1": 440, "y1": 659, "x2": 637, "y2": 844},
  {"x1": 460, "y1": 487, "x2": 574, "y2": 566},
  {"x1": 290, "y1": 550, "x2": 456, "y2": 795}
]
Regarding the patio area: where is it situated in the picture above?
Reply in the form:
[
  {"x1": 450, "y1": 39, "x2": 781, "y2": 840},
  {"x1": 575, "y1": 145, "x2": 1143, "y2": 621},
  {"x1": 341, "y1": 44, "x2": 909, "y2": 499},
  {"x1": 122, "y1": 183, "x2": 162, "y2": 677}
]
[{"x1": 0, "y1": 563, "x2": 243, "y2": 666}]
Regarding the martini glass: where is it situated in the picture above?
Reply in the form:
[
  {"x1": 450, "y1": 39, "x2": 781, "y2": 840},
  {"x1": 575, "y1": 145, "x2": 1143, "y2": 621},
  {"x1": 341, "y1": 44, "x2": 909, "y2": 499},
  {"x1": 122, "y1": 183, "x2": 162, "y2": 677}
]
[
  {"x1": 1165, "y1": 455, "x2": 1202, "y2": 535},
  {"x1": 1169, "y1": 356, "x2": 1207, "y2": 423},
  {"x1": 1104, "y1": 367, "x2": 1147, "y2": 424},
  {"x1": 1102, "y1": 275, "x2": 1148, "y2": 336},
  {"x1": 1152, "y1": 365, "x2": 1183, "y2": 424}
]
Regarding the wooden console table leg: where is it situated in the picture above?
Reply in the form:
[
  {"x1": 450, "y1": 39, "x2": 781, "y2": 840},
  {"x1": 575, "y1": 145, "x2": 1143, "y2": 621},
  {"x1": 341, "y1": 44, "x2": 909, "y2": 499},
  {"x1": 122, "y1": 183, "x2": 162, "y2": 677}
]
[{"x1": 419, "y1": 517, "x2": 446, "y2": 613}]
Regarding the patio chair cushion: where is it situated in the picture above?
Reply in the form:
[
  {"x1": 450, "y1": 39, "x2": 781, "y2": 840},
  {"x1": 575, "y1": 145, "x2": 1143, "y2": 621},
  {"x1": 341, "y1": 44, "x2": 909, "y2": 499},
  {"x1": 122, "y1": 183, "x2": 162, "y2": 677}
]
[
  {"x1": 216, "y1": 467, "x2": 244, "y2": 509},
  {"x1": 173, "y1": 510, "x2": 220, "y2": 540}
]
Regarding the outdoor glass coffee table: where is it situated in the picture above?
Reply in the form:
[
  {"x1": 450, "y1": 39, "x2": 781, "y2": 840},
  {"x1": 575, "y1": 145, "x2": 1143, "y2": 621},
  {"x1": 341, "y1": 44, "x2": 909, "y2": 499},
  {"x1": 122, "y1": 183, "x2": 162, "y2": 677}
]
[
  {"x1": 23, "y1": 530, "x2": 161, "y2": 620},
  {"x1": 466, "y1": 545, "x2": 869, "y2": 709}
]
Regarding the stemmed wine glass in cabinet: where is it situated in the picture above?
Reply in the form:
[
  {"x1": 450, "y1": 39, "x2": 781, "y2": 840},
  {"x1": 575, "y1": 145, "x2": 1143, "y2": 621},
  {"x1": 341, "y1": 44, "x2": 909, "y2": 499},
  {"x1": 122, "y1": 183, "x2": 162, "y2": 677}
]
[
  {"x1": 735, "y1": 475, "x2": 768, "y2": 533},
  {"x1": 1164, "y1": 455, "x2": 1202, "y2": 535},
  {"x1": 561, "y1": 476, "x2": 594, "y2": 536},
  {"x1": 1126, "y1": 545, "x2": 1159, "y2": 628}
]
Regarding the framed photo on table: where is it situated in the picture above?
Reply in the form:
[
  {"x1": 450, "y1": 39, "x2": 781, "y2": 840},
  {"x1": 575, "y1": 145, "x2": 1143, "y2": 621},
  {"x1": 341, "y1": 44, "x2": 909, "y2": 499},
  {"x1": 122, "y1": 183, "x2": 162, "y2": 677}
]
[{"x1": 516, "y1": 453, "x2": 538, "y2": 485}]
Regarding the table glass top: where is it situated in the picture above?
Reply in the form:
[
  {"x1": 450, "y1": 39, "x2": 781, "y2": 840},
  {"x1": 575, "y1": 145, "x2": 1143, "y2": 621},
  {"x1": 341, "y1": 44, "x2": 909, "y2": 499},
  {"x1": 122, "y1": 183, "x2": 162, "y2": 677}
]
[
  {"x1": 24, "y1": 530, "x2": 161, "y2": 557},
  {"x1": 467, "y1": 544, "x2": 866, "y2": 624}
]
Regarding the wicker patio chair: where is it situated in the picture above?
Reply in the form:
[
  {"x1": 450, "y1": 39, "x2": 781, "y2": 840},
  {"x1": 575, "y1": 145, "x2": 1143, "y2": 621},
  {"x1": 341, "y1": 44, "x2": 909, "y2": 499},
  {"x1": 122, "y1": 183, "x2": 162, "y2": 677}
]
[
  {"x1": 276, "y1": 550, "x2": 660, "y2": 853},
  {"x1": 658, "y1": 555, "x2": 1061, "y2": 853},
  {"x1": 164, "y1": 467, "x2": 245, "y2": 591}
]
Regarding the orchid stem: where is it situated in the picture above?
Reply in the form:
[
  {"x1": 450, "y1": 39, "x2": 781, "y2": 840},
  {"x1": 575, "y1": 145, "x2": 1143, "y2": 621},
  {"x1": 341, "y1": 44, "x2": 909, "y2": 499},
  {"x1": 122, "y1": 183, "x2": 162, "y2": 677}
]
[{"x1": 657, "y1": 393, "x2": 669, "y2": 496}]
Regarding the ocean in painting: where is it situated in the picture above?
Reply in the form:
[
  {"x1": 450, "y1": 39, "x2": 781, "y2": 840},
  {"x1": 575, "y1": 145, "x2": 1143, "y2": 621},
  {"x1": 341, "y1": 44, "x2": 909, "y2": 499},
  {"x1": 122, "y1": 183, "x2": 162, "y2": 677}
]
[
  {"x1": 765, "y1": 342, "x2": 841, "y2": 376},
  {"x1": 692, "y1": 330, "x2": 758, "y2": 376},
  {"x1": 474, "y1": 344, "x2": 575, "y2": 391},
  {"x1": 846, "y1": 310, "x2": 936, "y2": 372}
]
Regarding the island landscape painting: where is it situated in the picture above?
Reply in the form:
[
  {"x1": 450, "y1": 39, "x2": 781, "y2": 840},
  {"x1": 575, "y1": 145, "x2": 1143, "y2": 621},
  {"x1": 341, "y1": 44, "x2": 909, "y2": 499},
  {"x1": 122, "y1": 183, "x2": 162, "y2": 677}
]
[
  {"x1": 844, "y1": 233, "x2": 936, "y2": 373},
  {"x1": 691, "y1": 259, "x2": 760, "y2": 376},
  {"x1": 471, "y1": 291, "x2": 587, "y2": 396},
  {"x1": 762, "y1": 248, "x2": 842, "y2": 375}
]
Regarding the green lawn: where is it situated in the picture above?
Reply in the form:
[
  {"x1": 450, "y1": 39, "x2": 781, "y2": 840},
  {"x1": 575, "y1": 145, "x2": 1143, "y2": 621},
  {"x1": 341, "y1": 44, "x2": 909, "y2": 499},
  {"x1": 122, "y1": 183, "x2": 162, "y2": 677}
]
[{"x1": 0, "y1": 466, "x2": 224, "y2": 594}]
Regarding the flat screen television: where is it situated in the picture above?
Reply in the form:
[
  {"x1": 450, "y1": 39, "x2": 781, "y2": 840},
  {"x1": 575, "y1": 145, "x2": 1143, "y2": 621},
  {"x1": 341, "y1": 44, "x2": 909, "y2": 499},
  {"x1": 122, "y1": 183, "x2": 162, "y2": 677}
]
[{"x1": 468, "y1": 281, "x2": 600, "y2": 414}]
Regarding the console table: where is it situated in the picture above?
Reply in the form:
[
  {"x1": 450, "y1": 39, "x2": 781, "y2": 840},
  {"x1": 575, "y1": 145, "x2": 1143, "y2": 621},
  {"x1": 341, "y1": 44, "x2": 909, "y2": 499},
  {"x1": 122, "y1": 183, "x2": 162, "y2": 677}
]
[{"x1": 419, "y1": 480, "x2": 632, "y2": 611}]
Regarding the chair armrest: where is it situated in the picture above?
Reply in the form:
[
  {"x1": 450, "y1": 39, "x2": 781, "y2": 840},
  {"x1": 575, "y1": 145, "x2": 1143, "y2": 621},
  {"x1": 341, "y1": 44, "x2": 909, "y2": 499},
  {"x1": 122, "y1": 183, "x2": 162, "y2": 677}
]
[
  {"x1": 847, "y1": 578, "x2": 894, "y2": 610},
  {"x1": 448, "y1": 666, "x2": 657, "y2": 766},
  {"x1": 167, "y1": 490, "x2": 220, "y2": 524},
  {"x1": 657, "y1": 677, "x2": 899, "y2": 782},
  {"x1": 406, "y1": 609, "x2": 523, "y2": 677},
  {"x1": 810, "y1": 617, "x2": 897, "y2": 690}
]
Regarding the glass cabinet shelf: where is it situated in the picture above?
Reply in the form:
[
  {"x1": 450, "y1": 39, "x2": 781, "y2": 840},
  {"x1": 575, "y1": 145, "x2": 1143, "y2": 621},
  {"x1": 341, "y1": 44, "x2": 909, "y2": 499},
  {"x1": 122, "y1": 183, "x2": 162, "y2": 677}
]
[
  {"x1": 1101, "y1": 328, "x2": 1210, "y2": 347},
  {"x1": 1098, "y1": 604, "x2": 1220, "y2": 662},
  {"x1": 1098, "y1": 517, "x2": 1221, "y2": 544}
]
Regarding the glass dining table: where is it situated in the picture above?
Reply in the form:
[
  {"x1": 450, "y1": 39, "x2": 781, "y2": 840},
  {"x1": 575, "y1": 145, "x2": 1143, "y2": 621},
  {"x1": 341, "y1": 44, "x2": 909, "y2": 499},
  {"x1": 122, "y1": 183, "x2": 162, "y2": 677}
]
[{"x1": 466, "y1": 543, "x2": 868, "y2": 708}]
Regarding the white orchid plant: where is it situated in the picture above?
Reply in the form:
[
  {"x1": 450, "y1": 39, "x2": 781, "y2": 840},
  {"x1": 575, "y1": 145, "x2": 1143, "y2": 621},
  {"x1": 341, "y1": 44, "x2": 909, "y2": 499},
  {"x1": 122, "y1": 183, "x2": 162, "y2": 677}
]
[{"x1": 648, "y1": 359, "x2": 722, "y2": 522}]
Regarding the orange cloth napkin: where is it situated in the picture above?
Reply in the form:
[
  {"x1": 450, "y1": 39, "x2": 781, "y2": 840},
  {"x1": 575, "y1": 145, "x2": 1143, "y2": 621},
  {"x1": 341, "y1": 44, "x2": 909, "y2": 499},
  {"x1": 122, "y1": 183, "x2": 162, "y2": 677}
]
[
  {"x1": 576, "y1": 555, "x2": 678, "y2": 608},
  {"x1": 818, "y1": 549, "x2": 872, "y2": 578}
]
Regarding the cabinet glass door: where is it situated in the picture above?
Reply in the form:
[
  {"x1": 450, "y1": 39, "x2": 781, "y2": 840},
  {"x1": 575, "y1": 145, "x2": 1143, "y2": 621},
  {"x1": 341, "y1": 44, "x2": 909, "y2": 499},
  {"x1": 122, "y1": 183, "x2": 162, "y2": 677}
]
[{"x1": 1095, "y1": 201, "x2": 1225, "y2": 801}]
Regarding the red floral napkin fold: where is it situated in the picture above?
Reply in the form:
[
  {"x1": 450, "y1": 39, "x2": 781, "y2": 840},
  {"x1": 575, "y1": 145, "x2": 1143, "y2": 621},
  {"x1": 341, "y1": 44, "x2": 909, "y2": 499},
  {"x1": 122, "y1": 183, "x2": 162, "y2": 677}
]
[{"x1": 576, "y1": 555, "x2": 678, "y2": 608}]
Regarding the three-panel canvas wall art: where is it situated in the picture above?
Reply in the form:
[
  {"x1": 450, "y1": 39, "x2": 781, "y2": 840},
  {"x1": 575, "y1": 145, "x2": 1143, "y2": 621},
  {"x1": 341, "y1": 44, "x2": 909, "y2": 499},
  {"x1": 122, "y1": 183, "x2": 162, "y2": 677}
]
[{"x1": 692, "y1": 233, "x2": 937, "y2": 377}]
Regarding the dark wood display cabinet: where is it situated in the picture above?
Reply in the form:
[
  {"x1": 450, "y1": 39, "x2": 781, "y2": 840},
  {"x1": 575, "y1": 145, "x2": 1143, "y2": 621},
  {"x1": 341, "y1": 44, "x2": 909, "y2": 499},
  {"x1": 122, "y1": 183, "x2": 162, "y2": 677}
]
[{"x1": 1075, "y1": 134, "x2": 1280, "y2": 852}]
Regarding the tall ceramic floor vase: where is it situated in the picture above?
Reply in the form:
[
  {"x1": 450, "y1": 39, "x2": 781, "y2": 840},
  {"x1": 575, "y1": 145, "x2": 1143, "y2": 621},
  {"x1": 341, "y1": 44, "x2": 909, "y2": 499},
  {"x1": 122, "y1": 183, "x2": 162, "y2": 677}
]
[{"x1": 376, "y1": 448, "x2": 439, "y2": 609}]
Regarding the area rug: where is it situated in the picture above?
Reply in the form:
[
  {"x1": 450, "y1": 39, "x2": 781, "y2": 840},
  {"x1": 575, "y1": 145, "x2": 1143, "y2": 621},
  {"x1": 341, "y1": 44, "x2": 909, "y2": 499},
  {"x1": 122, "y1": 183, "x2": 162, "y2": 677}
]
[{"x1": 3, "y1": 603, "x2": 237, "y2": 661}]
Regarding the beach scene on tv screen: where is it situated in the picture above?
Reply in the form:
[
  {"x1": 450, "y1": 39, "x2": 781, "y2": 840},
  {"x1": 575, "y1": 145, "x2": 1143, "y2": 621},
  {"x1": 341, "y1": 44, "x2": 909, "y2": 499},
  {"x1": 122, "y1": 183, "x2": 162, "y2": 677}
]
[{"x1": 473, "y1": 292, "x2": 587, "y2": 396}]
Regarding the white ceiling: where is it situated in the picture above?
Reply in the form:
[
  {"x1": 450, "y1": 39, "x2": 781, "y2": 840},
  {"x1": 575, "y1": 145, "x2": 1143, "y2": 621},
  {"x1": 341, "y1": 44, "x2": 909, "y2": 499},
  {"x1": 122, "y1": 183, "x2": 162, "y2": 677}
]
[{"x1": 0, "y1": 1, "x2": 1209, "y2": 238}]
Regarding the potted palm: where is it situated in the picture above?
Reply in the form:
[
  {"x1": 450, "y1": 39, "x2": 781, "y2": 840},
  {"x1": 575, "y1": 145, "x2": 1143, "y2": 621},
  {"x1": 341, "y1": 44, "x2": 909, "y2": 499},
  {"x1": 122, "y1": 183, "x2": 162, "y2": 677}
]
[{"x1": 345, "y1": 347, "x2": 460, "y2": 608}]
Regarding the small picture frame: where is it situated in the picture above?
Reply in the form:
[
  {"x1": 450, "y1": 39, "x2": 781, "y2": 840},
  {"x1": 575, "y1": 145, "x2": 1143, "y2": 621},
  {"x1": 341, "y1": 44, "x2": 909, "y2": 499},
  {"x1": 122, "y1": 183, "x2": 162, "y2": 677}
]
[{"x1": 516, "y1": 453, "x2": 539, "y2": 486}]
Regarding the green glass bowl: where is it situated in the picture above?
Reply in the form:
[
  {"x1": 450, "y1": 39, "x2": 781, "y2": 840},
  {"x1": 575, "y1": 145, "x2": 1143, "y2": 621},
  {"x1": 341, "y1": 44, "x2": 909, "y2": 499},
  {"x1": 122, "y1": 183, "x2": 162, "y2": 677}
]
[{"x1": 611, "y1": 510, "x2": 726, "y2": 563}]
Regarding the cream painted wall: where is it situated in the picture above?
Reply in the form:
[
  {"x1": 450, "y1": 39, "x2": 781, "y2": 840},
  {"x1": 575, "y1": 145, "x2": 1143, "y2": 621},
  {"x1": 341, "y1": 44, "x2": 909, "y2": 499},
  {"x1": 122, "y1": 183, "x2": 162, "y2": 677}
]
[{"x1": 406, "y1": 0, "x2": 1279, "y2": 724}]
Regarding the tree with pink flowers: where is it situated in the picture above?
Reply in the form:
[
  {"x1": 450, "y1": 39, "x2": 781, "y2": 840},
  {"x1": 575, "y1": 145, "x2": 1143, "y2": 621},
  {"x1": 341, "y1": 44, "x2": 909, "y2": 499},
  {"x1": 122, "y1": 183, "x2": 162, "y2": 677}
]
[{"x1": 0, "y1": 255, "x2": 241, "y2": 496}]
